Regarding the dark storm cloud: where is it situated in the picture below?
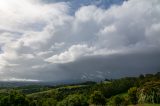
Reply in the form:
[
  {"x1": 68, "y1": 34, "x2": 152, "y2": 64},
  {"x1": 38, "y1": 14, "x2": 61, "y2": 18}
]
[{"x1": 55, "y1": 49, "x2": 160, "y2": 81}]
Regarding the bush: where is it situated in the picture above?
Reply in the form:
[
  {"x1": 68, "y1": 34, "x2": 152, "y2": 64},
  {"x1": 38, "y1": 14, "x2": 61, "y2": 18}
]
[
  {"x1": 107, "y1": 95, "x2": 128, "y2": 106},
  {"x1": 128, "y1": 87, "x2": 138, "y2": 105},
  {"x1": 0, "y1": 90, "x2": 29, "y2": 106},
  {"x1": 98, "y1": 77, "x2": 137, "y2": 98},
  {"x1": 89, "y1": 91, "x2": 106, "y2": 105},
  {"x1": 137, "y1": 81, "x2": 160, "y2": 104},
  {"x1": 57, "y1": 94, "x2": 88, "y2": 106}
]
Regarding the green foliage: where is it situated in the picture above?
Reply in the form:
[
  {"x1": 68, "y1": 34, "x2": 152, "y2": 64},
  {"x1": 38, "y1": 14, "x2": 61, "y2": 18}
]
[
  {"x1": 37, "y1": 98, "x2": 57, "y2": 106},
  {"x1": 107, "y1": 95, "x2": 128, "y2": 106},
  {"x1": 0, "y1": 90, "x2": 29, "y2": 106},
  {"x1": 137, "y1": 81, "x2": 160, "y2": 104},
  {"x1": 57, "y1": 94, "x2": 88, "y2": 106},
  {"x1": 97, "y1": 77, "x2": 137, "y2": 98},
  {"x1": 89, "y1": 91, "x2": 106, "y2": 105},
  {"x1": 0, "y1": 72, "x2": 159, "y2": 106},
  {"x1": 128, "y1": 87, "x2": 138, "y2": 104},
  {"x1": 17, "y1": 85, "x2": 50, "y2": 94},
  {"x1": 28, "y1": 85, "x2": 91, "y2": 101}
]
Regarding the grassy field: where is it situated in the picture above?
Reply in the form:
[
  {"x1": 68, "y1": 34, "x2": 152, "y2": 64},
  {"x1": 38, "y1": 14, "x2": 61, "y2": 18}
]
[
  {"x1": 129, "y1": 104, "x2": 160, "y2": 106},
  {"x1": 27, "y1": 84, "x2": 90, "y2": 99}
]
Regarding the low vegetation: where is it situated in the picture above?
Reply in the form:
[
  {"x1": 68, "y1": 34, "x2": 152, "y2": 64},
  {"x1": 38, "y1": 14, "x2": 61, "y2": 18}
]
[{"x1": 0, "y1": 72, "x2": 159, "y2": 106}]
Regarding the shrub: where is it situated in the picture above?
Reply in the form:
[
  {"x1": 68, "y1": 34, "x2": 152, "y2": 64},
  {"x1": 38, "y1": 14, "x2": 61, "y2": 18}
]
[
  {"x1": 57, "y1": 94, "x2": 88, "y2": 106},
  {"x1": 107, "y1": 95, "x2": 128, "y2": 106},
  {"x1": 89, "y1": 91, "x2": 106, "y2": 105},
  {"x1": 137, "y1": 81, "x2": 160, "y2": 104},
  {"x1": 128, "y1": 87, "x2": 138, "y2": 104}
]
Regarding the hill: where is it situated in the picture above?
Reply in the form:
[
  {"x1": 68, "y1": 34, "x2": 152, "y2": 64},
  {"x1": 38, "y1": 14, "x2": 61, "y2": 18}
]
[{"x1": 0, "y1": 72, "x2": 159, "y2": 106}]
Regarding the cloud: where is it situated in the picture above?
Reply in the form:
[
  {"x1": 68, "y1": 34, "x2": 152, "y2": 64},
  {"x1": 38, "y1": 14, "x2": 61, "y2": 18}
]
[
  {"x1": 2, "y1": 78, "x2": 40, "y2": 82},
  {"x1": 0, "y1": 0, "x2": 68, "y2": 32},
  {"x1": 0, "y1": 0, "x2": 160, "y2": 81},
  {"x1": 46, "y1": 44, "x2": 95, "y2": 63}
]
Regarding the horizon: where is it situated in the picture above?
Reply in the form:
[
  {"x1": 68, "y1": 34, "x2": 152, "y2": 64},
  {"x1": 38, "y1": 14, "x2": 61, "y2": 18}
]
[{"x1": 0, "y1": 0, "x2": 160, "y2": 82}]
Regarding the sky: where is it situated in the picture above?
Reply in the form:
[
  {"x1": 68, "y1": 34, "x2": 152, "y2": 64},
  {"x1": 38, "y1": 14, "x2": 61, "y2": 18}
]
[{"x1": 0, "y1": 0, "x2": 160, "y2": 82}]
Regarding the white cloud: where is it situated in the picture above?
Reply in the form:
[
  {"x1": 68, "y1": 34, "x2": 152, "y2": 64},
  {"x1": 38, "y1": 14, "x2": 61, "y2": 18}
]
[
  {"x1": 2, "y1": 78, "x2": 40, "y2": 82},
  {"x1": 46, "y1": 44, "x2": 95, "y2": 63},
  {"x1": 0, "y1": 0, "x2": 160, "y2": 81},
  {"x1": 0, "y1": 0, "x2": 69, "y2": 32}
]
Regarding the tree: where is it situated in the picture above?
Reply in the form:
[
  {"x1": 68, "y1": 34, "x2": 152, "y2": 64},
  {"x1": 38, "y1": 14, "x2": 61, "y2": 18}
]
[
  {"x1": 89, "y1": 91, "x2": 106, "y2": 105},
  {"x1": 128, "y1": 87, "x2": 138, "y2": 105},
  {"x1": 98, "y1": 77, "x2": 137, "y2": 98},
  {"x1": 139, "y1": 74, "x2": 144, "y2": 79},
  {"x1": 107, "y1": 95, "x2": 127, "y2": 106},
  {"x1": 40, "y1": 98, "x2": 57, "y2": 106},
  {"x1": 57, "y1": 94, "x2": 88, "y2": 106},
  {"x1": 0, "y1": 90, "x2": 29, "y2": 106}
]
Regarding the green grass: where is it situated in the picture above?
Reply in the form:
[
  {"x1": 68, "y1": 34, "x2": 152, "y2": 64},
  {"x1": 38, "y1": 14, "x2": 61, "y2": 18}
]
[
  {"x1": 27, "y1": 89, "x2": 56, "y2": 97},
  {"x1": 27, "y1": 84, "x2": 89, "y2": 98},
  {"x1": 142, "y1": 104, "x2": 160, "y2": 106},
  {"x1": 129, "y1": 104, "x2": 160, "y2": 106},
  {"x1": 103, "y1": 81, "x2": 112, "y2": 84},
  {"x1": 58, "y1": 85, "x2": 87, "y2": 89},
  {"x1": 117, "y1": 92, "x2": 128, "y2": 97}
]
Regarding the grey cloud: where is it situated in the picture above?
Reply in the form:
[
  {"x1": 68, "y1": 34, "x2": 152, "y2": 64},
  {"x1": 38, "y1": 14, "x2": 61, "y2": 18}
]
[{"x1": 0, "y1": 0, "x2": 160, "y2": 82}]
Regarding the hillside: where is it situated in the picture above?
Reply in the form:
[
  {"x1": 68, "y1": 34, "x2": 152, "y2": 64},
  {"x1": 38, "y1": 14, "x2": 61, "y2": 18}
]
[{"x1": 0, "y1": 72, "x2": 159, "y2": 106}]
